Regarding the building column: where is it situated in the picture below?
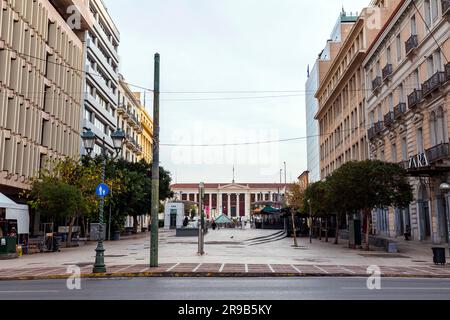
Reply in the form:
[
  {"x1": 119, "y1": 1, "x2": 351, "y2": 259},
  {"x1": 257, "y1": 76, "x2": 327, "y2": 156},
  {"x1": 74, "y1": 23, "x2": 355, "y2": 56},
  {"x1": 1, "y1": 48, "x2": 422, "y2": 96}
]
[
  {"x1": 218, "y1": 191, "x2": 222, "y2": 215},
  {"x1": 228, "y1": 194, "x2": 231, "y2": 216},
  {"x1": 236, "y1": 193, "x2": 240, "y2": 217},
  {"x1": 209, "y1": 193, "x2": 213, "y2": 217},
  {"x1": 245, "y1": 192, "x2": 251, "y2": 218}
]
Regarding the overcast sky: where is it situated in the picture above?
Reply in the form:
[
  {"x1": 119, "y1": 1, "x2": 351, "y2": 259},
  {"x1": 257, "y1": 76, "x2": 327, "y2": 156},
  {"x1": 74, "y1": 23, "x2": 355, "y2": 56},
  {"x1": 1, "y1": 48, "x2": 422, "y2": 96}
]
[{"x1": 105, "y1": 0, "x2": 368, "y2": 184}]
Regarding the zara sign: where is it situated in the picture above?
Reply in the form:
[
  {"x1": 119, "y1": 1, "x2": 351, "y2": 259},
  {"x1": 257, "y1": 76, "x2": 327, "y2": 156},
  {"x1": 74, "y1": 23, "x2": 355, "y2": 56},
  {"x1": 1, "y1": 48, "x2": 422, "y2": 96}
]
[{"x1": 408, "y1": 153, "x2": 430, "y2": 169}]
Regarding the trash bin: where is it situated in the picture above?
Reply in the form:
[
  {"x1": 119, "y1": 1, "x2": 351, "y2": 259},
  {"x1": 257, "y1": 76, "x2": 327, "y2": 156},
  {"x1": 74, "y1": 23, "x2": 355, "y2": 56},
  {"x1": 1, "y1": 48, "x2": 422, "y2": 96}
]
[{"x1": 432, "y1": 247, "x2": 446, "y2": 265}]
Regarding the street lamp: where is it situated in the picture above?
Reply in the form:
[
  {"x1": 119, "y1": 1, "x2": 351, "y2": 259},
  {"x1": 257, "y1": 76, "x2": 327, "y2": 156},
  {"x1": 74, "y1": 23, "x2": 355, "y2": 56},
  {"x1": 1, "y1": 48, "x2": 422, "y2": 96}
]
[
  {"x1": 81, "y1": 128, "x2": 125, "y2": 273},
  {"x1": 440, "y1": 182, "x2": 450, "y2": 255}
]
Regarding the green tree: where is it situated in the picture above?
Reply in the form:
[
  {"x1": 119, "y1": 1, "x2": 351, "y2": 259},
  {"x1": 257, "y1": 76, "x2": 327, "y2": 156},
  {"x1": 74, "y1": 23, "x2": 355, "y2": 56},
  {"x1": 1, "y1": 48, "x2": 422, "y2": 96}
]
[
  {"x1": 303, "y1": 181, "x2": 333, "y2": 242},
  {"x1": 329, "y1": 160, "x2": 413, "y2": 250}
]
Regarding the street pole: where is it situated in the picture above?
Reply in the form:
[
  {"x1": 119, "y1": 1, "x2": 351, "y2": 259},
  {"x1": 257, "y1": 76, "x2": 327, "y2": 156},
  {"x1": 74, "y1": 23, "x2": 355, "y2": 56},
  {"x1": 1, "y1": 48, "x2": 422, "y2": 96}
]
[
  {"x1": 93, "y1": 154, "x2": 107, "y2": 273},
  {"x1": 150, "y1": 53, "x2": 160, "y2": 268},
  {"x1": 198, "y1": 182, "x2": 205, "y2": 255},
  {"x1": 446, "y1": 194, "x2": 450, "y2": 255}
]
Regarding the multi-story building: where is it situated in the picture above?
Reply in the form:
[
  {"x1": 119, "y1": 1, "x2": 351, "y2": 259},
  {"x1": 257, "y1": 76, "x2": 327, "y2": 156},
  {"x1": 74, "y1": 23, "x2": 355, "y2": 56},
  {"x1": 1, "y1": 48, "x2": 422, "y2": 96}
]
[
  {"x1": 364, "y1": 0, "x2": 450, "y2": 243},
  {"x1": 0, "y1": 0, "x2": 91, "y2": 199},
  {"x1": 306, "y1": 11, "x2": 357, "y2": 183},
  {"x1": 117, "y1": 75, "x2": 142, "y2": 163},
  {"x1": 171, "y1": 183, "x2": 289, "y2": 219},
  {"x1": 81, "y1": 0, "x2": 120, "y2": 156},
  {"x1": 135, "y1": 93, "x2": 154, "y2": 164}
]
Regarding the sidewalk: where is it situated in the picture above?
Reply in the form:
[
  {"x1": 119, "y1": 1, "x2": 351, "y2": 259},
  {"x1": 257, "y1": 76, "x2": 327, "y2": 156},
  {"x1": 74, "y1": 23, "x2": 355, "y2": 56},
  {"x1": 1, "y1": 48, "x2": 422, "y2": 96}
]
[
  {"x1": 1, "y1": 229, "x2": 449, "y2": 280},
  {"x1": 1, "y1": 262, "x2": 450, "y2": 281}
]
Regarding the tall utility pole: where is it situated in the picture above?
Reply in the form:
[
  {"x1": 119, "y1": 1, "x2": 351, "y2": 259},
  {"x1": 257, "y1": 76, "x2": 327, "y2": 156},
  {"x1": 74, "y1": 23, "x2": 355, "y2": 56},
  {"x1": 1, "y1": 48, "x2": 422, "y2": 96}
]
[
  {"x1": 198, "y1": 182, "x2": 205, "y2": 255},
  {"x1": 150, "y1": 53, "x2": 160, "y2": 268}
]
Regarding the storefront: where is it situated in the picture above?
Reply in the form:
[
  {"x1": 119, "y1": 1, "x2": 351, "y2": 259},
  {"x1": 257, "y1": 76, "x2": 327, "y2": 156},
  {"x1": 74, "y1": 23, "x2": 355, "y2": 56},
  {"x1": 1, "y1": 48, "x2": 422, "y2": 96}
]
[{"x1": 0, "y1": 193, "x2": 30, "y2": 257}]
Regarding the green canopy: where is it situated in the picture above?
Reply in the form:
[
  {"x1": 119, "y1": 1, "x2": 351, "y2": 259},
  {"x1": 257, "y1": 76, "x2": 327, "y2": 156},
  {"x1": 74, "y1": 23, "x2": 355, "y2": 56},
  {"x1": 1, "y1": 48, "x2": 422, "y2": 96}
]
[
  {"x1": 261, "y1": 206, "x2": 281, "y2": 215},
  {"x1": 214, "y1": 214, "x2": 233, "y2": 224}
]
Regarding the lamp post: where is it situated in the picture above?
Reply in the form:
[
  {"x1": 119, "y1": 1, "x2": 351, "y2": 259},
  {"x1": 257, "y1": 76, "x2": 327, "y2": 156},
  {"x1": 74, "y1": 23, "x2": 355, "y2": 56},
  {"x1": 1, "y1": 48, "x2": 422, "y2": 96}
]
[
  {"x1": 81, "y1": 128, "x2": 125, "y2": 274},
  {"x1": 439, "y1": 182, "x2": 450, "y2": 255}
]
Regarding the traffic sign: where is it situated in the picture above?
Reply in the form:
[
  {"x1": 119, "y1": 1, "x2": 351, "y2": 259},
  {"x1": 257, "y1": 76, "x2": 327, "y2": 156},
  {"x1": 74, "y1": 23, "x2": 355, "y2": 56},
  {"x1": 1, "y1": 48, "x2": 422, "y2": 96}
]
[{"x1": 95, "y1": 183, "x2": 110, "y2": 198}]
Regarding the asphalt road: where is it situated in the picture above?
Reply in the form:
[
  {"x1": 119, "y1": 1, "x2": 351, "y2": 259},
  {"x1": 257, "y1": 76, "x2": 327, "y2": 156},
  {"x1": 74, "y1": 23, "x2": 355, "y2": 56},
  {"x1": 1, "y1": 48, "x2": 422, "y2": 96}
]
[{"x1": 1, "y1": 278, "x2": 450, "y2": 300}]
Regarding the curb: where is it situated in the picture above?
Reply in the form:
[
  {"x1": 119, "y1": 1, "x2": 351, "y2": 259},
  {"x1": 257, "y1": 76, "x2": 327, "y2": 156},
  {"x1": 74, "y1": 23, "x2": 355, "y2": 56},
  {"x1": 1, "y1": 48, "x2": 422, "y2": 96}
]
[{"x1": 2, "y1": 271, "x2": 450, "y2": 282}]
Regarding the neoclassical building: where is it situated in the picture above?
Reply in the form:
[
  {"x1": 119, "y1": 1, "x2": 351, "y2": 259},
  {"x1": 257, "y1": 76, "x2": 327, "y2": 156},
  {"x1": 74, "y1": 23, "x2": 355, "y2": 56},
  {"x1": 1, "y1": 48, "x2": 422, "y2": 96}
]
[
  {"x1": 171, "y1": 183, "x2": 288, "y2": 219},
  {"x1": 364, "y1": 0, "x2": 450, "y2": 244}
]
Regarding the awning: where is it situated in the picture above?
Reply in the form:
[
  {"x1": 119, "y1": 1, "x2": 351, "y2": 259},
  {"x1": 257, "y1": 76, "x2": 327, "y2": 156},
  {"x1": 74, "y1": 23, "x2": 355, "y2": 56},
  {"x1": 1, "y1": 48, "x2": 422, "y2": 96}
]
[
  {"x1": 0, "y1": 193, "x2": 30, "y2": 235},
  {"x1": 214, "y1": 215, "x2": 233, "y2": 224},
  {"x1": 260, "y1": 206, "x2": 281, "y2": 215}
]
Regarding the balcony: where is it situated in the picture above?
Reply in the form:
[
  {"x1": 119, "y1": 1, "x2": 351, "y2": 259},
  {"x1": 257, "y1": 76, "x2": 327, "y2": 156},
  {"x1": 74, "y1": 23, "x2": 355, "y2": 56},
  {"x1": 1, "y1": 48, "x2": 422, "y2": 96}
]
[
  {"x1": 384, "y1": 111, "x2": 395, "y2": 127},
  {"x1": 405, "y1": 35, "x2": 418, "y2": 56},
  {"x1": 382, "y1": 64, "x2": 393, "y2": 81},
  {"x1": 445, "y1": 62, "x2": 450, "y2": 82},
  {"x1": 443, "y1": 0, "x2": 450, "y2": 16},
  {"x1": 408, "y1": 89, "x2": 423, "y2": 109},
  {"x1": 374, "y1": 121, "x2": 384, "y2": 134},
  {"x1": 394, "y1": 103, "x2": 407, "y2": 120},
  {"x1": 117, "y1": 103, "x2": 126, "y2": 115},
  {"x1": 426, "y1": 143, "x2": 449, "y2": 163},
  {"x1": 422, "y1": 71, "x2": 446, "y2": 98},
  {"x1": 372, "y1": 76, "x2": 382, "y2": 93},
  {"x1": 368, "y1": 127, "x2": 376, "y2": 140}
]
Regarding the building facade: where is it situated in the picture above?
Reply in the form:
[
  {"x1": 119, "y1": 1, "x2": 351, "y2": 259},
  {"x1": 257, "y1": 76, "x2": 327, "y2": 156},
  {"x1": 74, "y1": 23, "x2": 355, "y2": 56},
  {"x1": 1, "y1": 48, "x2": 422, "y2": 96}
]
[
  {"x1": 305, "y1": 10, "x2": 356, "y2": 183},
  {"x1": 305, "y1": 63, "x2": 321, "y2": 183},
  {"x1": 315, "y1": 4, "x2": 399, "y2": 180},
  {"x1": 364, "y1": 0, "x2": 450, "y2": 243},
  {"x1": 81, "y1": 0, "x2": 120, "y2": 156},
  {"x1": 171, "y1": 183, "x2": 288, "y2": 219},
  {"x1": 136, "y1": 95, "x2": 154, "y2": 164},
  {"x1": 117, "y1": 75, "x2": 142, "y2": 163},
  {"x1": 0, "y1": 0, "x2": 91, "y2": 198}
]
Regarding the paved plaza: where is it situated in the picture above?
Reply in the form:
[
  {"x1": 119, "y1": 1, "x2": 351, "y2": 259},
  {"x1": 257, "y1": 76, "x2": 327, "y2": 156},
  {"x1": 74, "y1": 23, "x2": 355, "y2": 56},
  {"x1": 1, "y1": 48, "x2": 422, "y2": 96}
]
[{"x1": 1, "y1": 229, "x2": 449, "y2": 280}]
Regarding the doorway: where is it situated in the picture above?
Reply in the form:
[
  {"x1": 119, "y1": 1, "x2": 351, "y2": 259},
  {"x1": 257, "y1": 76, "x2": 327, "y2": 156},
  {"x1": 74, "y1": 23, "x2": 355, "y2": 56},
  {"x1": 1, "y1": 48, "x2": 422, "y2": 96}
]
[{"x1": 418, "y1": 184, "x2": 431, "y2": 241}]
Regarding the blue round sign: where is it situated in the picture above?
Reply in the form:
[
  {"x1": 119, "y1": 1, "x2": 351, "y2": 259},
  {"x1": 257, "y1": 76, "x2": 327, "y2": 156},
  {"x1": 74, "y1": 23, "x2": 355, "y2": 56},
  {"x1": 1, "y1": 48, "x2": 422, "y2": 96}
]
[{"x1": 95, "y1": 183, "x2": 110, "y2": 198}]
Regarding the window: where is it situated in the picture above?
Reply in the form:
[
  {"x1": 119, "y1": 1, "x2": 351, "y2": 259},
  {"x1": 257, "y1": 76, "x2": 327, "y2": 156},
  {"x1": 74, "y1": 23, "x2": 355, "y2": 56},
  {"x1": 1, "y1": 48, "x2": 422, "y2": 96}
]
[
  {"x1": 410, "y1": 15, "x2": 417, "y2": 35},
  {"x1": 431, "y1": 0, "x2": 438, "y2": 21},
  {"x1": 434, "y1": 50, "x2": 442, "y2": 73},
  {"x1": 391, "y1": 144, "x2": 397, "y2": 163},
  {"x1": 417, "y1": 128, "x2": 424, "y2": 153},
  {"x1": 386, "y1": 46, "x2": 392, "y2": 64},
  {"x1": 401, "y1": 137, "x2": 408, "y2": 161},
  {"x1": 389, "y1": 94, "x2": 394, "y2": 112},
  {"x1": 396, "y1": 35, "x2": 402, "y2": 61},
  {"x1": 84, "y1": 109, "x2": 93, "y2": 122},
  {"x1": 94, "y1": 118, "x2": 106, "y2": 134},
  {"x1": 399, "y1": 83, "x2": 405, "y2": 103},
  {"x1": 427, "y1": 56, "x2": 434, "y2": 78},
  {"x1": 424, "y1": 0, "x2": 431, "y2": 33}
]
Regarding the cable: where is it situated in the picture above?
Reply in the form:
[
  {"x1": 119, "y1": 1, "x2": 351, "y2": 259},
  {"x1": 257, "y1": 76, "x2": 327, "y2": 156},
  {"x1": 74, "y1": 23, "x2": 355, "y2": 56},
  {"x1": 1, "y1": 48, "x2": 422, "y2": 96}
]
[
  {"x1": 159, "y1": 123, "x2": 373, "y2": 147},
  {"x1": 412, "y1": 0, "x2": 449, "y2": 63}
]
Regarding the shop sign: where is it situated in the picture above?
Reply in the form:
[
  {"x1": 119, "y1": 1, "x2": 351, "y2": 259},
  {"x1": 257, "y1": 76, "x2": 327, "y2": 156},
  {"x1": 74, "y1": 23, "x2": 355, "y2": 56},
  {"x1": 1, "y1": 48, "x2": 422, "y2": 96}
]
[{"x1": 408, "y1": 153, "x2": 429, "y2": 169}]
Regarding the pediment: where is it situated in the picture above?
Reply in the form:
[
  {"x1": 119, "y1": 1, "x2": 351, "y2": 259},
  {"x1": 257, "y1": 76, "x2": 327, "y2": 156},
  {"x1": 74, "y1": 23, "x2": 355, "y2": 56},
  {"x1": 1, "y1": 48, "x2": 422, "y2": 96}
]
[{"x1": 220, "y1": 184, "x2": 250, "y2": 190}]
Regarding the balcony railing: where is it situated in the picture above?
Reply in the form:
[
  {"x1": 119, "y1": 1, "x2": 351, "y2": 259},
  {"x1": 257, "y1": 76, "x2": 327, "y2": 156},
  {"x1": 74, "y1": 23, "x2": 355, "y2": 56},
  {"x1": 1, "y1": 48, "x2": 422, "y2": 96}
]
[
  {"x1": 374, "y1": 121, "x2": 384, "y2": 134},
  {"x1": 394, "y1": 103, "x2": 407, "y2": 120},
  {"x1": 408, "y1": 89, "x2": 423, "y2": 109},
  {"x1": 445, "y1": 62, "x2": 450, "y2": 82},
  {"x1": 422, "y1": 71, "x2": 446, "y2": 97},
  {"x1": 443, "y1": 0, "x2": 450, "y2": 16},
  {"x1": 117, "y1": 103, "x2": 126, "y2": 114},
  {"x1": 405, "y1": 35, "x2": 418, "y2": 56},
  {"x1": 426, "y1": 143, "x2": 449, "y2": 163},
  {"x1": 384, "y1": 111, "x2": 395, "y2": 127},
  {"x1": 382, "y1": 64, "x2": 393, "y2": 80},
  {"x1": 372, "y1": 76, "x2": 382, "y2": 92},
  {"x1": 368, "y1": 127, "x2": 376, "y2": 140}
]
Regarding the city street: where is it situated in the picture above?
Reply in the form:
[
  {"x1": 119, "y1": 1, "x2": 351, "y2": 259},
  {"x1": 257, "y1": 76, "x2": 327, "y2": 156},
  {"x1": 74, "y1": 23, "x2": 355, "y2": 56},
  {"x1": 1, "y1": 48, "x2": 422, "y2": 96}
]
[{"x1": 1, "y1": 278, "x2": 450, "y2": 300}]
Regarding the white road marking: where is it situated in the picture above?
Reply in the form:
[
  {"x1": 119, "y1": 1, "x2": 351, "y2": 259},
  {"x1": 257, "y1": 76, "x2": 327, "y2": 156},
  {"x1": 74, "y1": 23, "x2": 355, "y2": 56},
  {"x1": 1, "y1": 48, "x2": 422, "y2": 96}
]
[
  {"x1": 166, "y1": 263, "x2": 180, "y2": 272},
  {"x1": 193, "y1": 264, "x2": 202, "y2": 272},
  {"x1": 245, "y1": 264, "x2": 249, "y2": 273},
  {"x1": 314, "y1": 265, "x2": 329, "y2": 274},
  {"x1": 219, "y1": 264, "x2": 225, "y2": 272},
  {"x1": 268, "y1": 264, "x2": 275, "y2": 273},
  {"x1": 291, "y1": 265, "x2": 302, "y2": 274},
  {"x1": 0, "y1": 290, "x2": 60, "y2": 294}
]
